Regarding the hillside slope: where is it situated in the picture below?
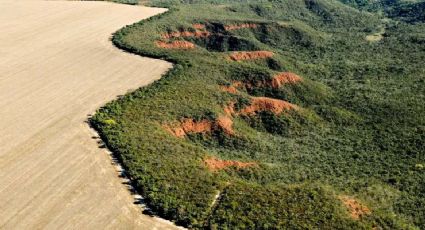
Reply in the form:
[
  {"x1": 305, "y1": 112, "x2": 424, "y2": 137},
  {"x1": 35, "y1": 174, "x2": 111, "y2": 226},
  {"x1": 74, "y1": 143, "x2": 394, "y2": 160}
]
[{"x1": 92, "y1": 0, "x2": 425, "y2": 229}]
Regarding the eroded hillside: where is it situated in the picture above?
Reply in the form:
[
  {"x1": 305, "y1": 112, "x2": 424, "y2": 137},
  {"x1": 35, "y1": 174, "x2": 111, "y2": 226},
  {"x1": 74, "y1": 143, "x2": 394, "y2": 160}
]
[{"x1": 92, "y1": 0, "x2": 425, "y2": 228}]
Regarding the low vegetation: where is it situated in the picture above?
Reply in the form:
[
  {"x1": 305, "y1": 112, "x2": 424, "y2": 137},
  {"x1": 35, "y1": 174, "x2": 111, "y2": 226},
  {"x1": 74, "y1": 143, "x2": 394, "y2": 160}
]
[{"x1": 92, "y1": 0, "x2": 425, "y2": 228}]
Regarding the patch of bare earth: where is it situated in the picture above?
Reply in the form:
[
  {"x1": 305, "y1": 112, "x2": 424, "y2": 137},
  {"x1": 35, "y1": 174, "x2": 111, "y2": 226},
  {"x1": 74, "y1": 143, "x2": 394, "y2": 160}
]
[
  {"x1": 366, "y1": 34, "x2": 383, "y2": 42},
  {"x1": 155, "y1": 40, "x2": 195, "y2": 49},
  {"x1": 216, "y1": 116, "x2": 234, "y2": 135},
  {"x1": 240, "y1": 97, "x2": 298, "y2": 115},
  {"x1": 192, "y1": 23, "x2": 206, "y2": 30},
  {"x1": 221, "y1": 72, "x2": 302, "y2": 93},
  {"x1": 164, "y1": 116, "x2": 234, "y2": 138},
  {"x1": 220, "y1": 85, "x2": 239, "y2": 94},
  {"x1": 224, "y1": 23, "x2": 258, "y2": 31},
  {"x1": 204, "y1": 157, "x2": 257, "y2": 171},
  {"x1": 228, "y1": 51, "x2": 274, "y2": 61},
  {"x1": 270, "y1": 72, "x2": 303, "y2": 88},
  {"x1": 366, "y1": 27, "x2": 385, "y2": 42},
  {"x1": 162, "y1": 30, "x2": 210, "y2": 39},
  {"x1": 224, "y1": 101, "x2": 237, "y2": 117},
  {"x1": 339, "y1": 196, "x2": 371, "y2": 220}
]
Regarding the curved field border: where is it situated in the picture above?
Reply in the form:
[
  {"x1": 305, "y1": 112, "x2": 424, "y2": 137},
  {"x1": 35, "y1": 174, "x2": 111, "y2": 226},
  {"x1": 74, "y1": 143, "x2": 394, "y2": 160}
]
[{"x1": 91, "y1": 1, "x2": 425, "y2": 229}]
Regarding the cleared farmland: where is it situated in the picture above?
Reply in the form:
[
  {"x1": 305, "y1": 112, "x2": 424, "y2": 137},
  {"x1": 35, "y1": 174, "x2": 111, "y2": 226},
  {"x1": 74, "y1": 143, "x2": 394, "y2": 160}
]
[{"x1": 0, "y1": 1, "x2": 177, "y2": 229}]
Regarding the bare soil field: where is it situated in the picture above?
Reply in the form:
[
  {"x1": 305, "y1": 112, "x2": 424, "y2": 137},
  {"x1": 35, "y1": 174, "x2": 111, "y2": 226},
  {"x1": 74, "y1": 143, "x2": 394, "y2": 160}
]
[{"x1": 0, "y1": 1, "x2": 177, "y2": 229}]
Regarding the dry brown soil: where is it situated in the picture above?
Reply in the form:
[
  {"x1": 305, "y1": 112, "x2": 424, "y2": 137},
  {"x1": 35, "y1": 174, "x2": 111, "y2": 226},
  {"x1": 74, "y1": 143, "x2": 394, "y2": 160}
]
[
  {"x1": 164, "y1": 116, "x2": 234, "y2": 138},
  {"x1": 0, "y1": 1, "x2": 181, "y2": 229},
  {"x1": 161, "y1": 30, "x2": 210, "y2": 39},
  {"x1": 271, "y1": 72, "x2": 303, "y2": 88},
  {"x1": 155, "y1": 40, "x2": 195, "y2": 49},
  {"x1": 239, "y1": 97, "x2": 298, "y2": 115},
  {"x1": 338, "y1": 196, "x2": 371, "y2": 220}
]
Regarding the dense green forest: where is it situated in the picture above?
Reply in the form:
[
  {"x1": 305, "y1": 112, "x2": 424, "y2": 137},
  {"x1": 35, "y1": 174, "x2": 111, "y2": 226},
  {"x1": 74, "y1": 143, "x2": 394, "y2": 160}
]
[
  {"x1": 339, "y1": 0, "x2": 425, "y2": 22},
  {"x1": 92, "y1": 0, "x2": 425, "y2": 228}
]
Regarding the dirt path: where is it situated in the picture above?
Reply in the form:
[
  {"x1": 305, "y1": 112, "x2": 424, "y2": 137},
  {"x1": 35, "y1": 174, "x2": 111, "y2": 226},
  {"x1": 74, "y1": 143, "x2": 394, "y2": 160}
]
[{"x1": 0, "y1": 1, "x2": 178, "y2": 229}]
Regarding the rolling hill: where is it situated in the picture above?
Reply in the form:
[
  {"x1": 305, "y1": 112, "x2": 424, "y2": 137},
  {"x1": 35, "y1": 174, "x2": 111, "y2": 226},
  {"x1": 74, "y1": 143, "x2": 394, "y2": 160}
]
[{"x1": 92, "y1": 0, "x2": 425, "y2": 228}]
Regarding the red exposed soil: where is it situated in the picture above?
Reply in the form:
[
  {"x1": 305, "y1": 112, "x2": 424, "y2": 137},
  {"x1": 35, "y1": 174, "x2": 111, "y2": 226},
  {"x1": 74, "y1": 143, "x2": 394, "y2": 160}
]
[
  {"x1": 193, "y1": 23, "x2": 206, "y2": 30},
  {"x1": 161, "y1": 30, "x2": 210, "y2": 39},
  {"x1": 270, "y1": 72, "x2": 303, "y2": 88},
  {"x1": 165, "y1": 116, "x2": 234, "y2": 138},
  {"x1": 216, "y1": 116, "x2": 234, "y2": 135},
  {"x1": 220, "y1": 85, "x2": 238, "y2": 94},
  {"x1": 224, "y1": 102, "x2": 236, "y2": 117},
  {"x1": 182, "y1": 119, "x2": 212, "y2": 133},
  {"x1": 240, "y1": 97, "x2": 298, "y2": 115},
  {"x1": 338, "y1": 196, "x2": 371, "y2": 220},
  {"x1": 164, "y1": 118, "x2": 212, "y2": 138},
  {"x1": 204, "y1": 157, "x2": 257, "y2": 171},
  {"x1": 228, "y1": 51, "x2": 274, "y2": 61},
  {"x1": 224, "y1": 23, "x2": 258, "y2": 31},
  {"x1": 155, "y1": 40, "x2": 195, "y2": 49},
  {"x1": 221, "y1": 72, "x2": 302, "y2": 93}
]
